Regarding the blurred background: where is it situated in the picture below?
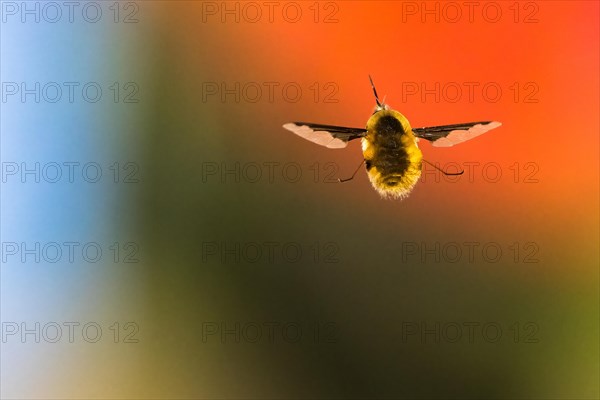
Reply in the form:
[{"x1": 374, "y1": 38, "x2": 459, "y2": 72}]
[{"x1": 1, "y1": 1, "x2": 598, "y2": 398}]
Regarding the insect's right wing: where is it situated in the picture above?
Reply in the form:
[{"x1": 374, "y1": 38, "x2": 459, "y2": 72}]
[
  {"x1": 412, "y1": 121, "x2": 502, "y2": 147},
  {"x1": 283, "y1": 122, "x2": 367, "y2": 149}
]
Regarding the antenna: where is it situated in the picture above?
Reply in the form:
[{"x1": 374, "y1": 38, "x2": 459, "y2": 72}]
[{"x1": 368, "y1": 75, "x2": 382, "y2": 108}]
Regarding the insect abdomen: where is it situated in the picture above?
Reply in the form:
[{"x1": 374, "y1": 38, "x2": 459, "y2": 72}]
[{"x1": 362, "y1": 110, "x2": 423, "y2": 199}]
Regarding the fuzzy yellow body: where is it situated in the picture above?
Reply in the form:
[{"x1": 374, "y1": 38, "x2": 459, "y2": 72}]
[{"x1": 361, "y1": 109, "x2": 423, "y2": 199}]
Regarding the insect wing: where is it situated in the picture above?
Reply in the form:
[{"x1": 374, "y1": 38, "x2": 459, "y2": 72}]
[
  {"x1": 283, "y1": 122, "x2": 367, "y2": 149},
  {"x1": 412, "y1": 121, "x2": 502, "y2": 147}
]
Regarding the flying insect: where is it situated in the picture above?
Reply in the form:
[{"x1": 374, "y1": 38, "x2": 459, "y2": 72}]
[{"x1": 282, "y1": 77, "x2": 501, "y2": 199}]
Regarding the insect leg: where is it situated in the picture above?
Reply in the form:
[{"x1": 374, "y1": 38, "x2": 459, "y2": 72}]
[
  {"x1": 338, "y1": 159, "x2": 366, "y2": 183},
  {"x1": 422, "y1": 159, "x2": 464, "y2": 176}
]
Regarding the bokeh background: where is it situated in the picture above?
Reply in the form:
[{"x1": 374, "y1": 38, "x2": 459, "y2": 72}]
[{"x1": 1, "y1": 1, "x2": 598, "y2": 398}]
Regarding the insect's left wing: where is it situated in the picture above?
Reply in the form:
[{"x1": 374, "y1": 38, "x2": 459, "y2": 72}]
[
  {"x1": 283, "y1": 122, "x2": 367, "y2": 149},
  {"x1": 412, "y1": 121, "x2": 502, "y2": 147}
]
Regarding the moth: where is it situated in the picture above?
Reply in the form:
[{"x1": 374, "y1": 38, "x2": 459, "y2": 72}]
[{"x1": 283, "y1": 77, "x2": 501, "y2": 199}]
